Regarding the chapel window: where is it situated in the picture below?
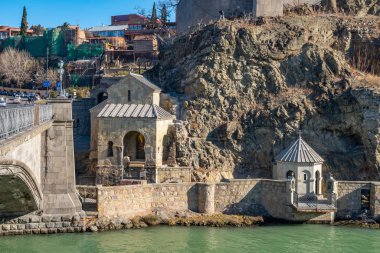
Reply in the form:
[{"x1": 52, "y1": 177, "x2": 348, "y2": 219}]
[
  {"x1": 107, "y1": 141, "x2": 114, "y2": 157},
  {"x1": 128, "y1": 90, "x2": 131, "y2": 102}
]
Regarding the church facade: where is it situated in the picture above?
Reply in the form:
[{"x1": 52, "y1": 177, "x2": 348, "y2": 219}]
[{"x1": 90, "y1": 73, "x2": 179, "y2": 184}]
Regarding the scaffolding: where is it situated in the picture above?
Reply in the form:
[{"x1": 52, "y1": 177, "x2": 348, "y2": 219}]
[{"x1": 67, "y1": 43, "x2": 104, "y2": 61}]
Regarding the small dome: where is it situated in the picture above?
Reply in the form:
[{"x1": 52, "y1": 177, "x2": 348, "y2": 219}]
[{"x1": 276, "y1": 135, "x2": 324, "y2": 163}]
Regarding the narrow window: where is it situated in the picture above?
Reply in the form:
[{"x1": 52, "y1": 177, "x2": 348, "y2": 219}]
[
  {"x1": 128, "y1": 90, "x2": 131, "y2": 102},
  {"x1": 304, "y1": 174, "x2": 307, "y2": 181},
  {"x1": 107, "y1": 141, "x2": 114, "y2": 157}
]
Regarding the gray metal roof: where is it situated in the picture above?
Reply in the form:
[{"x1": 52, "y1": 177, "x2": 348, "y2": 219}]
[
  {"x1": 97, "y1": 103, "x2": 174, "y2": 119},
  {"x1": 276, "y1": 135, "x2": 324, "y2": 163},
  {"x1": 88, "y1": 25, "x2": 129, "y2": 32},
  {"x1": 130, "y1": 73, "x2": 161, "y2": 92}
]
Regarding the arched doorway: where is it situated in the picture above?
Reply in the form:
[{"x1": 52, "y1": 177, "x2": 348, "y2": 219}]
[
  {"x1": 315, "y1": 170, "x2": 321, "y2": 195},
  {"x1": 123, "y1": 131, "x2": 145, "y2": 161},
  {"x1": 302, "y1": 170, "x2": 311, "y2": 195},
  {"x1": 97, "y1": 92, "x2": 108, "y2": 104}
]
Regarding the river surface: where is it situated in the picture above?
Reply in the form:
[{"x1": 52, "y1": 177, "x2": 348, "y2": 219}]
[{"x1": 0, "y1": 225, "x2": 379, "y2": 253}]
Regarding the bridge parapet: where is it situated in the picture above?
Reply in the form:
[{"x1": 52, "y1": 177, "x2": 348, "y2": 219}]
[
  {"x1": 0, "y1": 105, "x2": 53, "y2": 141},
  {"x1": 38, "y1": 104, "x2": 53, "y2": 124}
]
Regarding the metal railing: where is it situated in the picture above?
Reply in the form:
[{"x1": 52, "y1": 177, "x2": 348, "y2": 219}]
[
  {"x1": 38, "y1": 104, "x2": 53, "y2": 124},
  {"x1": 0, "y1": 105, "x2": 53, "y2": 141},
  {"x1": 293, "y1": 193, "x2": 336, "y2": 212}
]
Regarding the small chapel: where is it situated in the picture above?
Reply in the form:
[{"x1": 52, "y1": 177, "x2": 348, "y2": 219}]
[
  {"x1": 273, "y1": 134, "x2": 325, "y2": 196},
  {"x1": 89, "y1": 73, "x2": 184, "y2": 184}
]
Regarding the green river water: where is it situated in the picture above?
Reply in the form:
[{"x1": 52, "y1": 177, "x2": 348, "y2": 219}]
[{"x1": 0, "y1": 225, "x2": 379, "y2": 253}]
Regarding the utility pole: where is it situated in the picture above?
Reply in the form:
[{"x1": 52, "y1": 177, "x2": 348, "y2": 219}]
[{"x1": 46, "y1": 47, "x2": 49, "y2": 80}]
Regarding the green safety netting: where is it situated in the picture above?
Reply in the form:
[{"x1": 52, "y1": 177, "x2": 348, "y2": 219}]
[
  {"x1": 67, "y1": 43, "x2": 103, "y2": 61},
  {"x1": 1, "y1": 28, "x2": 103, "y2": 59}
]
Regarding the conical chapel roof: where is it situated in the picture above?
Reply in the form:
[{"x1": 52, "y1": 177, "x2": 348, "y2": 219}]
[{"x1": 275, "y1": 135, "x2": 324, "y2": 163}]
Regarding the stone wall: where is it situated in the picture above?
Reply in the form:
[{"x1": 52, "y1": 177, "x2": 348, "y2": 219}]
[
  {"x1": 73, "y1": 98, "x2": 95, "y2": 137},
  {"x1": 0, "y1": 214, "x2": 86, "y2": 236},
  {"x1": 97, "y1": 183, "x2": 198, "y2": 218},
  {"x1": 156, "y1": 167, "x2": 192, "y2": 183},
  {"x1": 336, "y1": 181, "x2": 369, "y2": 219},
  {"x1": 371, "y1": 183, "x2": 380, "y2": 220},
  {"x1": 97, "y1": 179, "x2": 289, "y2": 219},
  {"x1": 96, "y1": 179, "x2": 380, "y2": 222}
]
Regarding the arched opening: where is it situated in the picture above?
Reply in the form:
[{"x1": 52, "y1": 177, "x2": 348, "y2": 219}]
[
  {"x1": 0, "y1": 161, "x2": 42, "y2": 218},
  {"x1": 162, "y1": 135, "x2": 169, "y2": 163},
  {"x1": 302, "y1": 170, "x2": 311, "y2": 195},
  {"x1": 123, "y1": 131, "x2": 145, "y2": 161},
  {"x1": 315, "y1": 170, "x2": 321, "y2": 195},
  {"x1": 286, "y1": 170, "x2": 295, "y2": 179},
  {"x1": 107, "y1": 141, "x2": 114, "y2": 157},
  {"x1": 97, "y1": 92, "x2": 108, "y2": 104}
]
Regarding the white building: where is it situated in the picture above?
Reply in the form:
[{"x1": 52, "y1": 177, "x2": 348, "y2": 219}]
[{"x1": 273, "y1": 135, "x2": 324, "y2": 196}]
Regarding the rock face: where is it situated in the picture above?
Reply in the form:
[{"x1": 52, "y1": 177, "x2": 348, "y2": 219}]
[
  {"x1": 147, "y1": 15, "x2": 380, "y2": 182},
  {"x1": 335, "y1": 0, "x2": 380, "y2": 16}
]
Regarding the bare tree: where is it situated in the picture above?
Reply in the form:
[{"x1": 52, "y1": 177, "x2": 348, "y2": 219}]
[
  {"x1": 0, "y1": 48, "x2": 35, "y2": 87},
  {"x1": 33, "y1": 63, "x2": 59, "y2": 86}
]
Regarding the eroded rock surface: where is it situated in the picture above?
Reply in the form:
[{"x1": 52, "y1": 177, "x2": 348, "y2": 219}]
[{"x1": 147, "y1": 15, "x2": 380, "y2": 181}]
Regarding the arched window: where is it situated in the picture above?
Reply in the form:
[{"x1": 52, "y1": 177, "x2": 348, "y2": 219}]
[
  {"x1": 286, "y1": 170, "x2": 295, "y2": 179},
  {"x1": 128, "y1": 90, "x2": 131, "y2": 102},
  {"x1": 107, "y1": 141, "x2": 114, "y2": 157}
]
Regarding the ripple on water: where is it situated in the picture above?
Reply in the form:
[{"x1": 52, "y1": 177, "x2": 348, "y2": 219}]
[{"x1": 0, "y1": 225, "x2": 379, "y2": 253}]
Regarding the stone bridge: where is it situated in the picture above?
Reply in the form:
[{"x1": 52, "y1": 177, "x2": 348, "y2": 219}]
[{"x1": 0, "y1": 99, "x2": 81, "y2": 219}]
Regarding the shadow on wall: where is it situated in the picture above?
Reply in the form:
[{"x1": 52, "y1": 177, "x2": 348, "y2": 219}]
[
  {"x1": 221, "y1": 182, "x2": 269, "y2": 216},
  {"x1": 336, "y1": 184, "x2": 370, "y2": 219},
  {"x1": 187, "y1": 184, "x2": 199, "y2": 212}
]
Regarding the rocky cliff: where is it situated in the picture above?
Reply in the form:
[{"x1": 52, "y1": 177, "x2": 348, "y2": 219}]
[{"x1": 148, "y1": 15, "x2": 380, "y2": 182}]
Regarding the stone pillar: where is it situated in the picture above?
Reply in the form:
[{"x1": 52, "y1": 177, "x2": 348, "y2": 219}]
[
  {"x1": 326, "y1": 175, "x2": 337, "y2": 205},
  {"x1": 286, "y1": 177, "x2": 296, "y2": 205},
  {"x1": 114, "y1": 146, "x2": 123, "y2": 166},
  {"x1": 370, "y1": 183, "x2": 380, "y2": 221},
  {"x1": 42, "y1": 98, "x2": 82, "y2": 215},
  {"x1": 198, "y1": 183, "x2": 215, "y2": 214}
]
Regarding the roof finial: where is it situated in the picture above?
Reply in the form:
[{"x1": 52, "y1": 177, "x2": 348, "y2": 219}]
[{"x1": 298, "y1": 130, "x2": 302, "y2": 139}]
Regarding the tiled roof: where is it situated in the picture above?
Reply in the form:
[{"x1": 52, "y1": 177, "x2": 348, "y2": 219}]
[
  {"x1": 276, "y1": 135, "x2": 324, "y2": 163},
  {"x1": 97, "y1": 104, "x2": 174, "y2": 119},
  {"x1": 130, "y1": 73, "x2": 161, "y2": 91}
]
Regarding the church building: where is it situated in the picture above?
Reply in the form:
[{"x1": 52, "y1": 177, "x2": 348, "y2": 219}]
[
  {"x1": 273, "y1": 134, "x2": 324, "y2": 196},
  {"x1": 90, "y1": 73, "x2": 175, "y2": 171}
]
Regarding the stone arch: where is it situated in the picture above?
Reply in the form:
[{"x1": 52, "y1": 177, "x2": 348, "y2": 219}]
[
  {"x1": 123, "y1": 131, "x2": 146, "y2": 161},
  {"x1": 0, "y1": 159, "x2": 43, "y2": 217},
  {"x1": 107, "y1": 141, "x2": 114, "y2": 157}
]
